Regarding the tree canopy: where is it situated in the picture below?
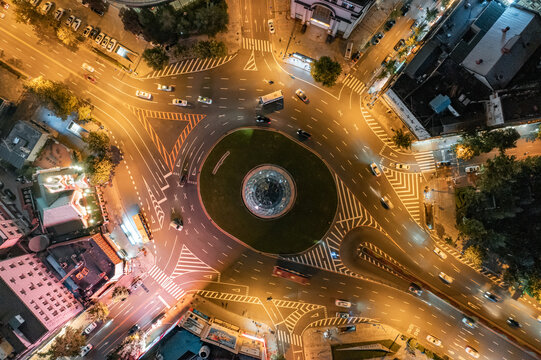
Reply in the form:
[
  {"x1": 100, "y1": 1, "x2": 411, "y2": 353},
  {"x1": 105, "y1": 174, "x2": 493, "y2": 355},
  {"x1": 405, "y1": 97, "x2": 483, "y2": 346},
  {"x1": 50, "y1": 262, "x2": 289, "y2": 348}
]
[
  {"x1": 311, "y1": 56, "x2": 342, "y2": 87},
  {"x1": 111, "y1": 286, "x2": 130, "y2": 302},
  {"x1": 39, "y1": 326, "x2": 86, "y2": 359},
  {"x1": 142, "y1": 47, "x2": 169, "y2": 71},
  {"x1": 25, "y1": 76, "x2": 80, "y2": 119},
  {"x1": 392, "y1": 128, "x2": 413, "y2": 149},
  {"x1": 84, "y1": 131, "x2": 110, "y2": 156},
  {"x1": 87, "y1": 302, "x2": 110, "y2": 322},
  {"x1": 193, "y1": 40, "x2": 227, "y2": 58},
  {"x1": 453, "y1": 128, "x2": 521, "y2": 159}
]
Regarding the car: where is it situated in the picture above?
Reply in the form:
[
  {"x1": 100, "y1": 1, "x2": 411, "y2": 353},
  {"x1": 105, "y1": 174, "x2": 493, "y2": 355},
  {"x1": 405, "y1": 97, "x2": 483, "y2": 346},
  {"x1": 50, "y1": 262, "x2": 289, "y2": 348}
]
[
  {"x1": 438, "y1": 272, "x2": 453, "y2": 284},
  {"x1": 90, "y1": 6, "x2": 104, "y2": 16},
  {"x1": 381, "y1": 55, "x2": 392, "y2": 66},
  {"x1": 426, "y1": 335, "x2": 441, "y2": 347},
  {"x1": 3, "y1": 189, "x2": 15, "y2": 201},
  {"x1": 84, "y1": 74, "x2": 96, "y2": 83},
  {"x1": 1, "y1": 1, "x2": 9, "y2": 9},
  {"x1": 506, "y1": 317, "x2": 520, "y2": 327},
  {"x1": 295, "y1": 89, "x2": 308, "y2": 103},
  {"x1": 338, "y1": 325, "x2": 356, "y2": 333},
  {"x1": 128, "y1": 324, "x2": 140, "y2": 334},
  {"x1": 436, "y1": 160, "x2": 451, "y2": 168},
  {"x1": 462, "y1": 316, "x2": 476, "y2": 328},
  {"x1": 80, "y1": 344, "x2": 93, "y2": 357},
  {"x1": 40, "y1": 1, "x2": 53, "y2": 14},
  {"x1": 394, "y1": 39, "x2": 405, "y2": 51},
  {"x1": 71, "y1": 18, "x2": 81, "y2": 31},
  {"x1": 483, "y1": 291, "x2": 499, "y2": 302},
  {"x1": 82, "y1": 25, "x2": 93, "y2": 37},
  {"x1": 65, "y1": 15, "x2": 75, "y2": 26},
  {"x1": 370, "y1": 162, "x2": 381, "y2": 176},
  {"x1": 256, "y1": 115, "x2": 271, "y2": 123},
  {"x1": 465, "y1": 346, "x2": 480, "y2": 358},
  {"x1": 53, "y1": 7, "x2": 63, "y2": 20},
  {"x1": 136, "y1": 90, "x2": 152, "y2": 100},
  {"x1": 351, "y1": 50, "x2": 362, "y2": 63},
  {"x1": 433, "y1": 247, "x2": 447, "y2": 259},
  {"x1": 371, "y1": 32, "x2": 383, "y2": 45},
  {"x1": 380, "y1": 196, "x2": 394, "y2": 209},
  {"x1": 29, "y1": 0, "x2": 40, "y2": 7},
  {"x1": 82, "y1": 62, "x2": 94, "y2": 72},
  {"x1": 400, "y1": 2, "x2": 410, "y2": 15},
  {"x1": 408, "y1": 283, "x2": 422, "y2": 296},
  {"x1": 172, "y1": 99, "x2": 188, "y2": 107},
  {"x1": 83, "y1": 322, "x2": 97, "y2": 335},
  {"x1": 268, "y1": 19, "x2": 275, "y2": 34},
  {"x1": 170, "y1": 218, "x2": 183, "y2": 231},
  {"x1": 198, "y1": 96, "x2": 212, "y2": 104},
  {"x1": 132, "y1": 278, "x2": 143, "y2": 290},
  {"x1": 335, "y1": 299, "x2": 351, "y2": 308},
  {"x1": 297, "y1": 129, "x2": 311, "y2": 139},
  {"x1": 101, "y1": 36, "x2": 110, "y2": 48},
  {"x1": 157, "y1": 84, "x2": 173, "y2": 92},
  {"x1": 336, "y1": 312, "x2": 349, "y2": 319},
  {"x1": 179, "y1": 174, "x2": 187, "y2": 187},
  {"x1": 89, "y1": 27, "x2": 100, "y2": 39},
  {"x1": 95, "y1": 32, "x2": 105, "y2": 45},
  {"x1": 106, "y1": 38, "x2": 117, "y2": 52},
  {"x1": 384, "y1": 19, "x2": 395, "y2": 31},
  {"x1": 393, "y1": 163, "x2": 410, "y2": 170},
  {"x1": 465, "y1": 165, "x2": 480, "y2": 173}
]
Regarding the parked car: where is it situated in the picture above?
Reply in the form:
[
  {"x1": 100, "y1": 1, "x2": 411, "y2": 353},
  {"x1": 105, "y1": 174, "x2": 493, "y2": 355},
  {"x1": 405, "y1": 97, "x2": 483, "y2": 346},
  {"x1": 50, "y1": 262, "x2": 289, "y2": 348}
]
[
  {"x1": 296, "y1": 129, "x2": 311, "y2": 139},
  {"x1": 483, "y1": 291, "x2": 500, "y2": 302},
  {"x1": 83, "y1": 322, "x2": 97, "y2": 335},
  {"x1": 335, "y1": 299, "x2": 351, "y2": 308},
  {"x1": 172, "y1": 99, "x2": 188, "y2": 106},
  {"x1": 95, "y1": 32, "x2": 105, "y2": 45},
  {"x1": 394, "y1": 39, "x2": 405, "y2": 51},
  {"x1": 394, "y1": 162, "x2": 410, "y2": 170},
  {"x1": 84, "y1": 74, "x2": 96, "y2": 83},
  {"x1": 89, "y1": 27, "x2": 99, "y2": 39},
  {"x1": 80, "y1": 344, "x2": 93, "y2": 357},
  {"x1": 53, "y1": 7, "x2": 63, "y2": 20},
  {"x1": 157, "y1": 84, "x2": 173, "y2": 91},
  {"x1": 101, "y1": 36, "x2": 110, "y2": 48},
  {"x1": 336, "y1": 312, "x2": 349, "y2": 319},
  {"x1": 170, "y1": 218, "x2": 183, "y2": 231},
  {"x1": 82, "y1": 62, "x2": 94, "y2": 72},
  {"x1": 465, "y1": 165, "x2": 480, "y2": 173},
  {"x1": 465, "y1": 346, "x2": 479, "y2": 358},
  {"x1": 438, "y1": 272, "x2": 453, "y2": 284},
  {"x1": 136, "y1": 90, "x2": 152, "y2": 100},
  {"x1": 82, "y1": 25, "x2": 93, "y2": 37},
  {"x1": 106, "y1": 38, "x2": 117, "y2": 52},
  {"x1": 197, "y1": 96, "x2": 212, "y2": 104},
  {"x1": 370, "y1": 162, "x2": 381, "y2": 176},
  {"x1": 71, "y1": 18, "x2": 81, "y2": 31},
  {"x1": 384, "y1": 19, "x2": 395, "y2": 31},
  {"x1": 426, "y1": 335, "x2": 441, "y2": 347},
  {"x1": 65, "y1": 15, "x2": 75, "y2": 26},
  {"x1": 433, "y1": 247, "x2": 447, "y2": 259},
  {"x1": 267, "y1": 19, "x2": 275, "y2": 34},
  {"x1": 29, "y1": 0, "x2": 40, "y2": 7},
  {"x1": 256, "y1": 115, "x2": 271, "y2": 123},
  {"x1": 295, "y1": 89, "x2": 308, "y2": 103},
  {"x1": 401, "y1": 2, "x2": 411, "y2": 15},
  {"x1": 90, "y1": 6, "x2": 104, "y2": 16},
  {"x1": 40, "y1": 1, "x2": 53, "y2": 14},
  {"x1": 371, "y1": 32, "x2": 383, "y2": 45},
  {"x1": 3, "y1": 189, "x2": 16, "y2": 201},
  {"x1": 128, "y1": 324, "x2": 140, "y2": 334},
  {"x1": 380, "y1": 196, "x2": 394, "y2": 209},
  {"x1": 408, "y1": 283, "x2": 422, "y2": 296}
]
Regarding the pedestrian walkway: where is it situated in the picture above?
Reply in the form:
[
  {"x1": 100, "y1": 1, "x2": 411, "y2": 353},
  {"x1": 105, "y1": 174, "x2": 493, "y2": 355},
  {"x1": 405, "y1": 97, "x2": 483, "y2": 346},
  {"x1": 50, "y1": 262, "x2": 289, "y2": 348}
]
[
  {"x1": 414, "y1": 151, "x2": 436, "y2": 172},
  {"x1": 171, "y1": 244, "x2": 220, "y2": 279},
  {"x1": 360, "y1": 107, "x2": 399, "y2": 151},
  {"x1": 382, "y1": 166, "x2": 422, "y2": 226},
  {"x1": 146, "y1": 55, "x2": 238, "y2": 79},
  {"x1": 273, "y1": 300, "x2": 324, "y2": 333},
  {"x1": 309, "y1": 316, "x2": 374, "y2": 328},
  {"x1": 342, "y1": 74, "x2": 367, "y2": 95},
  {"x1": 243, "y1": 50, "x2": 258, "y2": 71},
  {"x1": 147, "y1": 265, "x2": 186, "y2": 300},
  {"x1": 242, "y1": 38, "x2": 272, "y2": 52},
  {"x1": 277, "y1": 330, "x2": 303, "y2": 347},
  {"x1": 196, "y1": 290, "x2": 262, "y2": 305}
]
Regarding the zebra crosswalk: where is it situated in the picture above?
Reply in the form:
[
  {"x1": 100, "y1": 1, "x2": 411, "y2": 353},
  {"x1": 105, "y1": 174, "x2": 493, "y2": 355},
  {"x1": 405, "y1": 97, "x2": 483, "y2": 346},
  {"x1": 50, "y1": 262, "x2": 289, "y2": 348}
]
[
  {"x1": 382, "y1": 166, "x2": 422, "y2": 225},
  {"x1": 171, "y1": 245, "x2": 220, "y2": 279},
  {"x1": 147, "y1": 265, "x2": 186, "y2": 300},
  {"x1": 196, "y1": 290, "x2": 262, "y2": 305},
  {"x1": 342, "y1": 74, "x2": 366, "y2": 95},
  {"x1": 273, "y1": 300, "x2": 324, "y2": 333},
  {"x1": 146, "y1": 55, "x2": 237, "y2": 79},
  {"x1": 361, "y1": 107, "x2": 398, "y2": 150},
  {"x1": 242, "y1": 38, "x2": 272, "y2": 52},
  {"x1": 308, "y1": 316, "x2": 375, "y2": 328},
  {"x1": 276, "y1": 330, "x2": 302, "y2": 347},
  {"x1": 415, "y1": 151, "x2": 436, "y2": 172}
]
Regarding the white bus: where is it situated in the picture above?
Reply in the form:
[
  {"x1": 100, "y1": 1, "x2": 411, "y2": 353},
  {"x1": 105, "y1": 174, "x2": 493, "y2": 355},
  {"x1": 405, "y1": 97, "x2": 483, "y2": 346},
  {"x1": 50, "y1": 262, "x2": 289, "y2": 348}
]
[{"x1": 259, "y1": 90, "x2": 284, "y2": 105}]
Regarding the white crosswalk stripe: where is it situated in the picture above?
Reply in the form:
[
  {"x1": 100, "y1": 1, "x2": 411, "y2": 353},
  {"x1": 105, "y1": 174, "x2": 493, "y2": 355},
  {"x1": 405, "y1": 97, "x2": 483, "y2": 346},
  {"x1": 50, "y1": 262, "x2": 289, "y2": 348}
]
[
  {"x1": 171, "y1": 245, "x2": 220, "y2": 279},
  {"x1": 382, "y1": 166, "x2": 422, "y2": 225},
  {"x1": 414, "y1": 151, "x2": 436, "y2": 172},
  {"x1": 342, "y1": 74, "x2": 366, "y2": 95},
  {"x1": 148, "y1": 265, "x2": 186, "y2": 300},
  {"x1": 196, "y1": 290, "x2": 262, "y2": 304},
  {"x1": 360, "y1": 107, "x2": 398, "y2": 150},
  {"x1": 243, "y1": 50, "x2": 257, "y2": 71},
  {"x1": 242, "y1": 38, "x2": 272, "y2": 52},
  {"x1": 282, "y1": 174, "x2": 385, "y2": 279},
  {"x1": 309, "y1": 316, "x2": 375, "y2": 328},
  {"x1": 146, "y1": 54, "x2": 237, "y2": 79},
  {"x1": 272, "y1": 301, "x2": 324, "y2": 333},
  {"x1": 276, "y1": 330, "x2": 302, "y2": 347}
]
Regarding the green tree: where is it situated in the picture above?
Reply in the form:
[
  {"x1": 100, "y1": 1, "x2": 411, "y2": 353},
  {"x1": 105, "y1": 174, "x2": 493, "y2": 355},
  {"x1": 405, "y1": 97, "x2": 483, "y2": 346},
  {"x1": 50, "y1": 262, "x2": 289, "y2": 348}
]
[
  {"x1": 119, "y1": 8, "x2": 143, "y2": 35},
  {"x1": 453, "y1": 144, "x2": 475, "y2": 160},
  {"x1": 142, "y1": 47, "x2": 169, "y2": 71},
  {"x1": 441, "y1": 0, "x2": 451, "y2": 7},
  {"x1": 57, "y1": 26, "x2": 79, "y2": 48},
  {"x1": 87, "y1": 302, "x2": 109, "y2": 322},
  {"x1": 86, "y1": 157, "x2": 114, "y2": 186},
  {"x1": 111, "y1": 286, "x2": 130, "y2": 302},
  {"x1": 425, "y1": 8, "x2": 439, "y2": 22},
  {"x1": 108, "y1": 333, "x2": 144, "y2": 360},
  {"x1": 78, "y1": 103, "x2": 93, "y2": 122},
  {"x1": 389, "y1": 8, "x2": 402, "y2": 20},
  {"x1": 463, "y1": 246, "x2": 483, "y2": 267},
  {"x1": 310, "y1": 56, "x2": 342, "y2": 87},
  {"x1": 25, "y1": 76, "x2": 80, "y2": 119},
  {"x1": 479, "y1": 154, "x2": 519, "y2": 194},
  {"x1": 486, "y1": 128, "x2": 520, "y2": 153},
  {"x1": 192, "y1": 0, "x2": 229, "y2": 36},
  {"x1": 271, "y1": 355, "x2": 286, "y2": 360},
  {"x1": 38, "y1": 326, "x2": 86, "y2": 359},
  {"x1": 84, "y1": 131, "x2": 110, "y2": 156},
  {"x1": 392, "y1": 128, "x2": 413, "y2": 149},
  {"x1": 193, "y1": 40, "x2": 227, "y2": 58}
]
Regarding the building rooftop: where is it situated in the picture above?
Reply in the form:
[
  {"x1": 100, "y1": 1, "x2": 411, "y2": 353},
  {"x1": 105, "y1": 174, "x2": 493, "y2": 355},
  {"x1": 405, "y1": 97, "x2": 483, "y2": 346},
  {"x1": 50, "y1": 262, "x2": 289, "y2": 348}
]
[{"x1": 0, "y1": 121, "x2": 48, "y2": 169}]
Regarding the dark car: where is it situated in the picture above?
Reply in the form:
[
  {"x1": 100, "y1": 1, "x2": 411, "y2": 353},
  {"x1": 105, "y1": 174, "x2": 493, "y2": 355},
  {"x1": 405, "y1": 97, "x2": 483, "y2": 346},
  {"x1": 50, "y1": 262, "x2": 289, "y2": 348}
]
[
  {"x1": 507, "y1": 317, "x2": 520, "y2": 328},
  {"x1": 89, "y1": 27, "x2": 100, "y2": 40},
  {"x1": 483, "y1": 291, "x2": 499, "y2": 302},
  {"x1": 408, "y1": 283, "x2": 422, "y2": 296},
  {"x1": 339, "y1": 325, "x2": 356, "y2": 333},
  {"x1": 1, "y1": 0, "x2": 9, "y2": 9},
  {"x1": 394, "y1": 39, "x2": 405, "y2": 51},
  {"x1": 128, "y1": 324, "x2": 140, "y2": 334},
  {"x1": 384, "y1": 20, "x2": 396, "y2": 31},
  {"x1": 401, "y1": 2, "x2": 410, "y2": 15},
  {"x1": 256, "y1": 115, "x2": 271, "y2": 123},
  {"x1": 297, "y1": 129, "x2": 311, "y2": 139},
  {"x1": 371, "y1": 32, "x2": 384, "y2": 45},
  {"x1": 91, "y1": 7, "x2": 105, "y2": 16},
  {"x1": 4, "y1": 189, "x2": 16, "y2": 201},
  {"x1": 179, "y1": 174, "x2": 187, "y2": 187}
]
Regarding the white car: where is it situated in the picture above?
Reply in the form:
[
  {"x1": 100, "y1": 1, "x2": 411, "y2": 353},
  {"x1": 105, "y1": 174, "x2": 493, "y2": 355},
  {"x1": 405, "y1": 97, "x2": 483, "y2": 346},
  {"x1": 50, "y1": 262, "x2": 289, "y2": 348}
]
[
  {"x1": 394, "y1": 163, "x2": 410, "y2": 170},
  {"x1": 101, "y1": 36, "x2": 110, "y2": 48},
  {"x1": 95, "y1": 32, "x2": 105, "y2": 45},
  {"x1": 82, "y1": 25, "x2": 93, "y2": 37},
  {"x1": 157, "y1": 84, "x2": 173, "y2": 91},
  {"x1": 380, "y1": 196, "x2": 394, "y2": 209},
  {"x1": 65, "y1": 15, "x2": 75, "y2": 26},
  {"x1": 370, "y1": 162, "x2": 381, "y2": 176},
  {"x1": 465, "y1": 165, "x2": 480, "y2": 173},
  {"x1": 71, "y1": 18, "x2": 81, "y2": 31},
  {"x1": 136, "y1": 90, "x2": 152, "y2": 100},
  {"x1": 335, "y1": 299, "x2": 351, "y2": 308},
  {"x1": 198, "y1": 96, "x2": 212, "y2": 104},
  {"x1": 80, "y1": 344, "x2": 93, "y2": 357},
  {"x1": 40, "y1": 1, "x2": 53, "y2": 14},
  {"x1": 439, "y1": 272, "x2": 453, "y2": 284},
  {"x1": 426, "y1": 335, "x2": 441, "y2": 347},
  {"x1": 29, "y1": 0, "x2": 40, "y2": 6},
  {"x1": 81, "y1": 63, "x2": 94, "y2": 72},
  {"x1": 106, "y1": 38, "x2": 117, "y2": 52},
  {"x1": 433, "y1": 247, "x2": 447, "y2": 259},
  {"x1": 268, "y1": 19, "x2": 275, "y2": 34},
  {"x1": 465, "y1": 346, "x2": 480, "y2": 358},
  {"x1": 172, "y1": 99, "x2": 188, "y2": 106},
  {"x1": 53, "y1": 7, "x2": 63, "y2": 20},
  {"x1": 83, "y1": 322, "x2": 97, "y2": 335}
]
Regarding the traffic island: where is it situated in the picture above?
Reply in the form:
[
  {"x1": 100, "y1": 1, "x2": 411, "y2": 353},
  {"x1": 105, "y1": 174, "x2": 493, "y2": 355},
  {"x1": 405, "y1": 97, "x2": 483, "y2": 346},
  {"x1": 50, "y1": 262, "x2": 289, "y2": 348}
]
[{"x1": 199, "y1": 128, "x2": 337, "y2": 254}]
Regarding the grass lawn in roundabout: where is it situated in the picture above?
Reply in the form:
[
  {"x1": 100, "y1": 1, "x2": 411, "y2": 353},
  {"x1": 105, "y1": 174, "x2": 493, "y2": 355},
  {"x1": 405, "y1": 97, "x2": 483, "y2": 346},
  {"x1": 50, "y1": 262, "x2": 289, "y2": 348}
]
[{"x1": 199, "y1": 128, "x2": 338, "y2": 254}]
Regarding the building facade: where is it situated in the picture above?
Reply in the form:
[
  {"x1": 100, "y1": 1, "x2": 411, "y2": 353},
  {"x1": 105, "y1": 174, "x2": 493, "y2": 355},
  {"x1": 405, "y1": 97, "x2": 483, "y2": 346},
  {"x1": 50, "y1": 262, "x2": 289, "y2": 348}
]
[{"x1": 290, "y1": 0, "x2": 374, "y2": 38}]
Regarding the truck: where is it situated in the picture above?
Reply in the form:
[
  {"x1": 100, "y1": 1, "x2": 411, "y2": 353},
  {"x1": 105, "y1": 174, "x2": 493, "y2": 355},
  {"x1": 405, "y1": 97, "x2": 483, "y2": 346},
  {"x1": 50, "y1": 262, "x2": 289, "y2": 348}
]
[
  {"x1": 132, "y1": 212, "x2": 153, "y2": 243},
  {"x1": 259, "y1": 90, "x2": 284, "y2": 105}
]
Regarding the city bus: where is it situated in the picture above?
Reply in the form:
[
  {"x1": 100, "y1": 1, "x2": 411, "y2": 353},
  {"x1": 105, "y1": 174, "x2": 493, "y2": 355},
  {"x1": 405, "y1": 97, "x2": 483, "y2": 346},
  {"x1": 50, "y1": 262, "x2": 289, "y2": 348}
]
[
  {"x1": 259, "y1": 90, "x2": 284, "y2": 105},
  {"x1": 132, "y1": 212, "x2": 153, "y2": 243},
  {"x1": 272, "y1": 266, "x2": 309, "y2": 285}
]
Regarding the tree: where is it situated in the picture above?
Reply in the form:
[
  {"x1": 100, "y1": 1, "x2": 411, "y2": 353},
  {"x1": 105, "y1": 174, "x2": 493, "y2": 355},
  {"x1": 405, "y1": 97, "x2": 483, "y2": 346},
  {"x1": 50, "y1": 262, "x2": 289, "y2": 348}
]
[
  {"x1": 142, "y1": 47, "x2": 169, "y2": 71},
  {"x1": 83, "y1": 0, "x2": 107, "y2": 13},
  {"x1": 425, "y1": 8, "x2": 439, "y2": 22},
  {"x1": 25, "y1": 76, "x2": 80, "y2": 119},
  {"x1": 192, "y1": 0, "x2": 229, "y2": 36},
  {"x1": 271, "y1": 355, "x2": 286, "y2": 360},
  {"x1": 441, "y1": 0, "x2": 451, "y2": 7},
  {"x1": 39, "y1": 326, "x2": 86, "y2": 359},
  {"x1": 87, "y1": 302, "x2": 109, "y2": 322},
  {"x1": 486, "y1": 128, "x2": 520, "y2": 153},
  {"x1": 193, "y1": 40, "x2": 227, "y2": 58},
  {"x1": 78, "y1": 103, "x2": 93, "y2": 122},
  {"x1": 112, "y1": 286, "x2": 130, "y2": 303},
  {"x1": 311, "y1": 56, "x2": 342, "y2": 87},
  {"x1": 454, "y1": 144, "x2": 474, "y2": 160},
  {"x1": 56, "y1": 26, "x2": 78, "y2": 47},
  {"x1": 119, "y1": 8, "x2": 143, "y2": 34},
  {"x1": 86, "y1": 157, "x2": 114, "y2": 186},
  {"x1": 463, "y1": 246, "x2": 483, "y2": 267},
  {"x1": 84, "y1": 131, "x2": 110, "y2": 156},
  {"x1": 389, "y1": 8, "x2": 402, "y2": 20},
  {"x1": 392, "y1": 128, "x2": 413, "y2": 149},
  {"x1": 108, "y1": 333, "x2": 144, "y2": 360}
]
